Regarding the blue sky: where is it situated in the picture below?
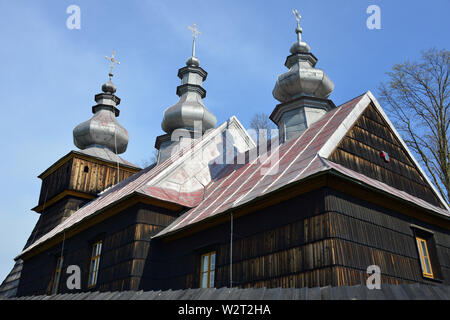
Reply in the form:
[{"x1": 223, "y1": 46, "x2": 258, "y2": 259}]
[{"x1": 0, "y1": 0, "x2": 449, "y2": 282}]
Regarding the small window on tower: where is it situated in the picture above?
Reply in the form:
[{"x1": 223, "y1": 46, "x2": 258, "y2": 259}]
[{"x1": 83, "y1": 165, "x2": 89, "y2": 173}]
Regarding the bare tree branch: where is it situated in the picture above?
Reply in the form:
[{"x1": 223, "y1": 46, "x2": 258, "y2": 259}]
[{"x1": 378, "y1": 48, "x2": 449, "y2": 204}]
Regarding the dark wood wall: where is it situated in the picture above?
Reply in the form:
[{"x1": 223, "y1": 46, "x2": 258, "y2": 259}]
[
  {"x1": 329, "y1": 104, "x2": 443, "y2": 208},
  {"x1": 145, "y1": 189, "x2": 334, "y2": 290},
  {"x1": 17, "y1": 203, "x2": 179, "y2": 296},
  {"x1": 18, "y1": 186, "x2": 450, "y2": 296},
  {"x1": 38, "y1": 155, "x2": 138, "y2": 206},
  {"x1": 27, "y1": 153, "x2": 141, "y2": 257},
  {"x1": 145, "y1": 187, "x2": 450, "y2": 290},
  {"x1": 24, "y1": 197, "x2": 87, "y2": 249},
  {"x1": 325, "y1": 189, "x2": 450, "y2": 286}
]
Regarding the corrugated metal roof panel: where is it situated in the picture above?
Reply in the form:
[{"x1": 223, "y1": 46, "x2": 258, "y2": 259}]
[{"x1": 6, "y1": 284, "x2": 450, "y2": 300}]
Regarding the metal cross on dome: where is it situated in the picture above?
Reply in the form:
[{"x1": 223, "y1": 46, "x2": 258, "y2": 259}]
[
  {"x1": 188, "y1": 23, "x2": 201, "y2": 57},
  {"x1": 292, "y1": 9, "x2": 303, "y2": 42},
  {"x1": 105, "y1": 50, "x2": 120, "y2": 80},
  {"x1": 292, "y1": 8, "x2": 301, "y2": 23}
]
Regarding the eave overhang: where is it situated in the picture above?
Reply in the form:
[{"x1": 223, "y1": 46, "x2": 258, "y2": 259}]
[
  {"x1": 17, "y1": 192, "x2": 185, "y2": 261},
  {"x1": 155, "y1": 168, "x2": 450, "y2": 243}
]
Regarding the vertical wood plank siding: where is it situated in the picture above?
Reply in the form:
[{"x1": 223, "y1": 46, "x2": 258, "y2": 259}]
[
  {"x1": 17, "y1": 186, "x2": 450, "y2": 296},
  {"x1": 147, "y1": 188, "x2": 449, "y2": 290},
  {"x1": 38, "y1": 157, "x2": 137, "y2": 206},
  {"x1": 17, "y1": 203, "x2": 179, "y2": 296}
]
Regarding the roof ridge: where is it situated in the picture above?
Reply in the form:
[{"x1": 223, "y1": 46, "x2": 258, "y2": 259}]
[{"x1": 18, "y1": 117, "x2": 246, "y2": 258}]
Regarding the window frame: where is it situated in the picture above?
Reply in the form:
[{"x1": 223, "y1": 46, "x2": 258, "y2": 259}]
[
  {"x1": 87, "y1": 240, "x2": 103, "y2": 288},
  {"x1": 415, "y1": 236, "x2": 434, "y2": 279},
  {"x1": 200, "y1": 251, "x2": 216, "y2": 288},
  {"x1": 50, "y1": 256, "x2": 64, "y2": 295}
]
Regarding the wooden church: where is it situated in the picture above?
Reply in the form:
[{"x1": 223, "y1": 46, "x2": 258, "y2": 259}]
[{"x1": 1, "y1": 13, "x2": 449, "y2": 298}]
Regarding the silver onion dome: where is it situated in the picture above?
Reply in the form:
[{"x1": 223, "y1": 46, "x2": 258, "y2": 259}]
[
  {"x1": 73, "y1": 76, "x2": 129, "y2": 154},
  {"x1": 185, "y1": 56, "x2": 200, "y2": 67},
  {"x1": 161, "y1": 24, "x2": 217, "y2": 134},
  {"x1": 273, "y1": 12, "x2": 334, "y2": 103},
  {"x1": 102, "y1": 78, "x2": 117, "y2": 94}
]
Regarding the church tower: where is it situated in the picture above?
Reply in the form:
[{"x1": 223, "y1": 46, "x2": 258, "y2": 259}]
[
  {"x1": 155, "y1": 24, "x2": 217, "y2": 163},
  {"x1": 271, "y1": 10, "x2": 335, "y2": 142},
  {"x1": 26, "y1": 52, "x2": 140, "y2": 247}
]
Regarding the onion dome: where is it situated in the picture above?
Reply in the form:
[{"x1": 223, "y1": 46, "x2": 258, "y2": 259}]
[
  {"x1": 273, "y1": 10, "x2": 334, "y2": 103},
  {"x1": 73, "y1": 51, "x2": 129, "y2": 154},
  {"x1": 161, "y1": 24, "x2": 217, "y2": 134},
  {"x1": 102, "y1": 78, "x2": 117, "y2": 94}
]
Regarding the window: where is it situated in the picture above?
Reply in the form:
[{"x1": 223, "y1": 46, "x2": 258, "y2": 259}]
[
  {"x1": 88, "y1": 241, "x2": 102, "y2": 288},
  {"x1": 200, "y1": 251, "x2": 216, "y2": 288},
  {"x1": 411, "y1": 226, "x2": 442, "y2": 281},
  {"x1": 50, "y1": 256, "x2": 63, "y2": 294},
  {"x1": 416, "y1": 237, "x2": 433, "y2": 278}
]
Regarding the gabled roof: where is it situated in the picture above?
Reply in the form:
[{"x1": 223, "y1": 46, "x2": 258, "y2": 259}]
[
  {"x1": 155, "y1": 91, "x2": 449, "y2": 237},
  {"x1": 319, "y1": 91, "x2": 449, "y2": 210},
  {"x1": 17, "y1": 116, "x2": 255, "y2": 258},
  {"x1": 17, "y1": 91, "x2": 449, "y2": 258}
]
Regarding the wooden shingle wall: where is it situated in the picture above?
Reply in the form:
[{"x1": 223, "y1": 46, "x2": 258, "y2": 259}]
[
  {"x1": 325, "y1": 189, "x2": 450, "y2": 286},
  {"x1": 17, "y1": 203, "x2": 179, "y2": 296},
  {"x1": 329, "y1": 103, "x2": 443, "y2": 208},
  {"x1": 38, "y1": 156, "x2": 137, "y2": 206},
  {"x1": 146, "y1": 187, "x2": 450, "y2": 290}
]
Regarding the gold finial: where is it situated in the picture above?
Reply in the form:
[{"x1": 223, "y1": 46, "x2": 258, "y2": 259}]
[
  {"x1": 105, "y1": 50, "x2": 120, "y2": 80},
  {"x1": 187, "y1": 24, "x2": 201, "y2": 57}
]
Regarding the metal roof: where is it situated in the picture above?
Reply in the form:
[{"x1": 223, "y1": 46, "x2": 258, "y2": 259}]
[
  {"x1": 17, "y1": 92, "x2": 450, "y2": 258},
  {"x1": 155, "y1": 95, "x2": 364, "y2": 237},
  {"x1": 156, "y1": 92, "x2": 449, "y2": 238},
  {"x1": 17, "y1": 118, "x2": 248, "y2": 258},
  {"x1": 0, "y1": 260, "x2": 22, "y2": 299},
  {"x1": 4, "y1": 284, "x2": 449, "y2": 300},
  {"x1": 76, "y1": 147, "x2": 140, "y2": 169}
]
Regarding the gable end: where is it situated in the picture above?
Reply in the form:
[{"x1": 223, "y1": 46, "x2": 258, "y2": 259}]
[{"x1": 329, "y1": 103, "x2": 444, "y2": 208}]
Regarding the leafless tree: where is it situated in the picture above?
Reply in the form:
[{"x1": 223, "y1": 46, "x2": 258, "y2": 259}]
[
  {"x1": 249, "y1": 112, "x2": 276, "y2": 144},
  {"x1": 378, "y1": 48, "x2": 449, "y2": 204},
  {"x1": 140, "y1": 148, "x2": 159, "y2": 168}
]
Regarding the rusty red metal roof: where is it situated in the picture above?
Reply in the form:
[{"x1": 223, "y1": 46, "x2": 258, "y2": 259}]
[
  {"x1": 155, "y1": 93, "x2": 449, "y2": 237},
  {"x1": 18, "y1": 92, "x2": 449, "y2": 257},
  {"x1": 18, "y1": 125, "x2": 225, "y2": 258},
  {"x1": 155, "y1": 94, "x2": 366, "y2": 236}
]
